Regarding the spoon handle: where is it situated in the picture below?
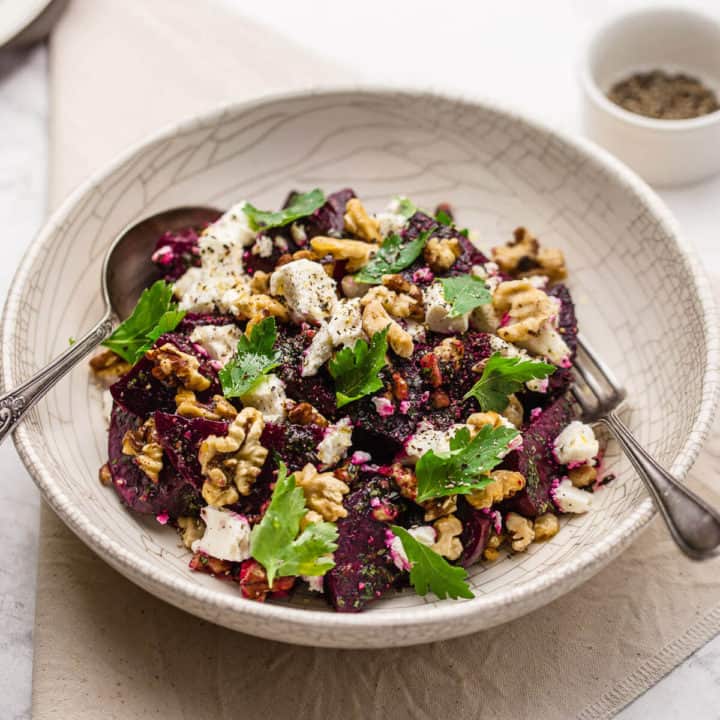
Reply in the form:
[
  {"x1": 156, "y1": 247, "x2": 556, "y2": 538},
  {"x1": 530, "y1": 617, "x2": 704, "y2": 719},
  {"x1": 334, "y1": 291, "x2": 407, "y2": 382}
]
[
  {"x1": 601, "y1": 411, "x2": 720, "y2": 559},
  {"x1": 0, "y1": 314, "x2": 113, "y2": 444}
]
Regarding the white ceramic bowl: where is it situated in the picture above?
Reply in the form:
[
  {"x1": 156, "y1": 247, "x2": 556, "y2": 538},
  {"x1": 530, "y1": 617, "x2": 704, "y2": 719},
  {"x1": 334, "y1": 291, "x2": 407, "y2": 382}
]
[
  {"x1": 581, "y1": 7, "x2": 720, "y2": 187},
  {"x1": 2, "y1": 89, "x2": 718, "y2": 648}
]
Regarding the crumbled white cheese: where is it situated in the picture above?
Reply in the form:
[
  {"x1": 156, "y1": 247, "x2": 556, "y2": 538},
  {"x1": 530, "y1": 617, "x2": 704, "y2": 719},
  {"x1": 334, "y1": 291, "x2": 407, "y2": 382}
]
[
  {"x1": 552, "y1": 478, "x2": 592, "y2": 514},
  {"x1": 317, "y1": 417, "x2": 353, "y2": 468},
  {"x1": 488, "y1": 335, "x2": 551, "y2": 392},
  {"x1": 302, "y1": 299, "x2": 364, "y2": 376},
  {"x1": 520, "y1": 323, "x2": 571, "y2": 366},
  {"x1": 270, "y1": 259, "x2": 338, "y2": 324},
  {"x1": 191, "y1": 507, "x2": 251, "y2": 562},
  {"x1": 375, "y1": 212, "x2": 407, "y2": 238},
  {"x1": 386, "y1": 532, "x2": 411, "y2": 571},
  {"x1": 553, "y1": 421, "x2": 599, "y2": 466},
  {"x1": 190, "y1": 324, "x2": 241, "y2": 365},
  {"x1": 404, "y1": 422, "x2": 463, "y2": 464},
  {"x1": 408, "y1": 525, "x2": 436, "y2": 546},
  {"x1": 290, "y1": 222, "x2": 307, "y2": 245},
  {"x1": 405, "y1": 319, "x2": 426, "y2": 343},
  {"x1": 240, "y1": 374, "x2": 287, "y2": 422},
  {"x1": 303, "y1": 575, "x2": 325, "y2": 593},
  {"x1": 199, "y1": 202, "x2": 256, "y2": 268},
  {"x1": 252, "y1": 234, "x2": 274, "y2": 258},
  {"x1": 424, "y1": 282, "x2": 470, "y2": 334}
]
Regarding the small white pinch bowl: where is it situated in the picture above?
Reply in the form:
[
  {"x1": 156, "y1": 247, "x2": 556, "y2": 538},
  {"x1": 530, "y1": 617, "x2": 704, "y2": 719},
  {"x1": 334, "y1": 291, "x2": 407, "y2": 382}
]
[
  {"x1": 581, "y1": 7, "x2": 720, "y2": 187},
  {"x1": 2, "y1": 89, "x2": 718, "y2": 648}
]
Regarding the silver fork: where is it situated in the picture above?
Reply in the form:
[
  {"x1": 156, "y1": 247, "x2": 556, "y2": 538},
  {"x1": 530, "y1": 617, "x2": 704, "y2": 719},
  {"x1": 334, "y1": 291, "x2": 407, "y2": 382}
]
[{"x1": 570, "y1": 334, "x2": 720, "y2": 560}]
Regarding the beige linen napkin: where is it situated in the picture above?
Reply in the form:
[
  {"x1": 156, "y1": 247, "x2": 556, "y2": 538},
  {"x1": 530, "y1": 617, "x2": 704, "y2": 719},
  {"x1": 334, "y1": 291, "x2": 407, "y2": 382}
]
[{"x1": 32, "y1": 1, "x2": 720, "y2": 718}]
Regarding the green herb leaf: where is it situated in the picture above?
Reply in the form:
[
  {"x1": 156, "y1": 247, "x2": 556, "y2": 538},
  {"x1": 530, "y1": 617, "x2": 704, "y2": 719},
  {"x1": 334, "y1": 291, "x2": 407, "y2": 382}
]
[
  {"x1": 394, "y1": 196, "x2": 417, "y2": 220},
  {"x1": 250, "y1": 460, "x2": 338, "y2": 586},
  {"x1": 242, "y1": 189, "x2": 325, "y2": 231},
  {"x1": 439, "y1": 274, "x2": 492, "y2": 317},
  {"x1": 435, "y1": 209, "x2": 452, "y2": 226},
  {"x1": 463, "y1": 353, "x2": 556, "y2": 412},
  {"x1": 354, "y1": 231, "x2": 429, "y2": 284},
  {"x1": 219, "y1": 317, "x2": 280, "y2": 398},
  {"x1": 102, "y1": 280, "x2": 186, "y2": 364},
  {"x1": 390, "y1": 526, "x2": 473, "y2": 599},
  {"x1": 416, "y1": 424, "x2": 520, "y2": 502},
  {"x1": 328, "y1": 327, "x2": 389, "y2": 407}
]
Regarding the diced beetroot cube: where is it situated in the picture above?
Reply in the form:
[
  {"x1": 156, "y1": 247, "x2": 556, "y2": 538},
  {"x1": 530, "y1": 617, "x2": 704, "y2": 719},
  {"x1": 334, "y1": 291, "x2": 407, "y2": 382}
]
[
  {"x1": 304, "y1": 188, "x2": 355, "y2": 239},
  {"x1": 548, "y1": 283, "x2": 578, "y2": 359},
  {"x1": 108, "y1": 404, "x2": 204, "y2": 517},
  {"x1": 456, "y1": 499, "x2": 493, "y2": 567},
  {"x1": 260, "y1": 421, "x2": 325, "y2": 471},
  {"x1": 154, "y1": 411, "x2": 228, "y2": 485},
  {"x1": 152, "y1": 227, "x2": 205, "y2": 281},
  {"x1": 503, "y1": 396, "x2": 573, "y2": 517},
  {"x1": 109, "y1": 332, "x2": 220, "y2": 417},
  {"x1": 325, "y1": 477, "x2": 406, "y2": 612}
]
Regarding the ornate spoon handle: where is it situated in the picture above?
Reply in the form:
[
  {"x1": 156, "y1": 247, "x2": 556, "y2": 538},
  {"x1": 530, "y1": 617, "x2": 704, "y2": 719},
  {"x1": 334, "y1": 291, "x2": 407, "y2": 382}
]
[
  {"x1": 601, "y1": 411, "x2": 720, "y2": 559},
  {"x1": 0, "y1": 314, "x2": 113, "y2": 444}
]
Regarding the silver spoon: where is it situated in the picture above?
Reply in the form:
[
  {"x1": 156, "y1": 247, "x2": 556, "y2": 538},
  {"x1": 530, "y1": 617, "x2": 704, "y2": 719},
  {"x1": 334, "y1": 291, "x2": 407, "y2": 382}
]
[{"x1": 0, "y1": 206, "x2": 221, "y2": 443}]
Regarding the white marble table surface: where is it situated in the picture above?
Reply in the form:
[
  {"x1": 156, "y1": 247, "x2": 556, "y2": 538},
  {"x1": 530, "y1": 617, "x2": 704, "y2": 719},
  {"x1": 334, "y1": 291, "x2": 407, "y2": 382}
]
[{"x1": 1, "y1": 1, "x2": 720, "y2": 718}]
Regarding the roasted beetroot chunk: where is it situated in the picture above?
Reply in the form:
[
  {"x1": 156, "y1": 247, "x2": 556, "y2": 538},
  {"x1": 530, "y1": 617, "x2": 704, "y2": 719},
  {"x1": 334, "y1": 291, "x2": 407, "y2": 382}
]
[
  {"x1": 325, "y1": 476, "x2": 406, "y2": 612},
  {"x1": 176, "y1": 312, "x2": 240, "y2": 333},
  {"x1": 456, "y1": 500, "x2": 493, "y2": 567},
  {"x1": 152, "y1": 227, "x2": 202, "y2": 281},
  {"x1": 108, "y1": 404, "x2": 203, "y2": 517},
  {"x1": 548, "y1": 283, "x2": 578, "y2": 359},
  {"x1": 154, "y1": 412, "x2": 228, "y2": 484},
  {"x1": 304, "y1": 188, "x2": 355, "y2": 239},
  {"x1": 109, "y1": 333, "x2": 221, "y2": 417},
  {"x1": 261, "y1": 421, "x2": 325, "y2": 470},
  {"x1": 503, "y1": 395, "x2": 573, "y2": 517}
]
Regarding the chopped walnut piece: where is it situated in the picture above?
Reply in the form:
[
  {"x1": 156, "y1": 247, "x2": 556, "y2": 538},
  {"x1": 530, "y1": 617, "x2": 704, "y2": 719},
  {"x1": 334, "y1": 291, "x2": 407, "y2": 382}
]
[
  {"x1": 361, "y1": 285, "x2": 423, "y2": 321},
  {"x1": 382, "y1": 275, "x2": 425, "y2": 319},
  {"x1": 502, "y1": 394, "x2": 524, "y2": 428},
  {"x1": 505, "y1": 512, "x2": 535, "y2": 552},
  {"x1": 344, "y1": 198, "x2": 381, "y2": 242},
  {"x1": 250, "y1": 270, "x2": 271, "y2": 295},
  {"x1": 121, "y1": 417, "x2": 163, "y2": 483},
  {"x1": 177, "y1": 516, "x2": 205, "y2": 549},
  {"x1": 287, "y1": 402, "x2": 329, "y2": 428},
  {"x1": 389, "y1": 463, "x2": 417, "y2": 501},
  {"x1": 492, "y1": 227, "x2": 567, "y2": 283},
  {"x1": 466, "y1": 411, "x2": 505, "y2": 436},
  {"x1": 310, "y1": 236, "x2": 376, "y2": 272},
  {"x1": 199, "y1": 407, "x2": 268, "y2": 499},
  {"x1": 423, "y1": 236, "x2": 462, "y2": 273},
  {"x1": 533, "y1": 513, "x2": 560, "y2": 541},
  {"x1": 569, "y1": 464, "x2": 597, "y2": 488},
  {"x1": 89, "y1": 349, "x2": 131, "y2": 385},
  {"x1": 202, "y1": 481, "x2": 240, "y2": 508},
  {"x1": 422, "y1": 495, "x2": 458, "y2": 522},
  {"x1": 431, "y1": 514, "x2": 463, "y2": 561},
  {"x1": 493, "y1": 279, "x2": 554, "y2": 343},
  {"x1": 433, "y1": 337, "x2": 464, "y2": 368},
  {"x1": 175, "y1": 389, "x2": 237, "y2": 420},
  {"x1": 146, "y1": 343, "x2": 211, "y2": 392},
  {"x1": 466, "y1": 470, "x2": 526, "y2": 510},
  {"x1": 233, "y1": 293, "x2": 289, "y2": 336},
  {"x1": 361, "y1": 299, "x2": 413, "y2": 358},
  {"x1": 483, "y1": 533, "x2": 506, "y2": 562},
  {"x1": 98, "y1": 463, "x2": 112, "y2": 486},
  {"x1": 294, "y1": 463, "x2": 349, "y2": 523}
]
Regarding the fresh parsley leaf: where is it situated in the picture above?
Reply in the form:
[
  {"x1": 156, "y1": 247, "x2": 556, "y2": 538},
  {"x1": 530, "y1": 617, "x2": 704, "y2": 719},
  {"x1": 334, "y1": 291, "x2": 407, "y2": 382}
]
[
  {"x1": 435, "y1": 209, "x2": 452, "y2": 226},
  {"x1": 354, "y1": 231, "x2": 429, "y2": 284},
  {"x1": 439, "y1": 274, "x2": 492, "y2": 317},
  {"x1": 390, "y1": 525, "x2": 473, "y2": 599},
  {"x1": 102, "y1": 280, "x2": 186, "y2": 364},
  {"x1": 328, "y1": 327, "x2": 389, "y2": 407},
  {"x1": 394, "y1": 196, "x2": 417, "y2": 220},
  {"x1": 242, "y1": 188, "x2": 325, "y2": 231},
  {"x1": 250, "y1": 460, "x2": 338, "y2": 586},
  {"x1": 463, "y1": 353, "x2": 556, "y2": 412},
  {"x1": 219, "y1": 317, "x2": 280, "y2": 398},
  {"x1": 416, "y1": 424, "x2": 519, "y2": 502}
]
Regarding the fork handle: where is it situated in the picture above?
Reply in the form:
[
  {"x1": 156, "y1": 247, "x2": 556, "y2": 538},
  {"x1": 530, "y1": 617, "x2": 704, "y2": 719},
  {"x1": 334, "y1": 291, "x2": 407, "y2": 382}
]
[{"x1": 601, "y1": 412, "x2": 720, "y2": 560}]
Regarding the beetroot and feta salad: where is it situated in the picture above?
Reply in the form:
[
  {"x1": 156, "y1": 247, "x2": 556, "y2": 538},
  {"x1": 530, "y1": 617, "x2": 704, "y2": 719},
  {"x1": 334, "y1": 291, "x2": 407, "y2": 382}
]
[{"x1": 91, "y1": 189, "x2": 607, "y2": 612}]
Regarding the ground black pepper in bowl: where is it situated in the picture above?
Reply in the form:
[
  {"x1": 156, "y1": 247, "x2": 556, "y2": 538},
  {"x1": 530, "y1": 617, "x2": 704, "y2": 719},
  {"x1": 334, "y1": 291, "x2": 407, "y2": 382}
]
[{"x1": 607, "y1": 69, "x2": 720, "y2": 120}]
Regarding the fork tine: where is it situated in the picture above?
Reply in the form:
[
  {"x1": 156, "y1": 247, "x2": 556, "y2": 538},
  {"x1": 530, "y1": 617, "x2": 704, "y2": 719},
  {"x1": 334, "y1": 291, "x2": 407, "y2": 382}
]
[
  {"x1": 572, "y1": 358, "x2": 607, "y2": 400},
  {"x1": 576, "y1": 333, "x2": 627, "y2": 401},
  {"x1": 570, "y1": 382, "x2": 597, "y2": 421}
]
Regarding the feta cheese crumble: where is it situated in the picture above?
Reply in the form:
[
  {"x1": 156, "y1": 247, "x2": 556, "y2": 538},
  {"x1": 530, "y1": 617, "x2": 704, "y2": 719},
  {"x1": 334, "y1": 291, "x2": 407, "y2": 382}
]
[
  {"x1": 552, "y1": 478, "x2": 592, "y2": 514},
  {"x1": 424, "y1": 281, "x2": 470, "y2": 334},
  {"x1": 191, "y1": 506, "x2": 251, "y2": 562},
  {"x1": 190, "y1": 324, "x2": 242, "y2": 365},
  {"x1": 240, "y1": 374, "x2": 287, "y2": 422},
  {"x1": 553, "y1": 421, "x2": 599, "y2": 466},
  {"x1": 404, "y1": 422, "x2": 463, "y2": 464},
  {"x1": 317, "y1": 417, "x2": 353, "y2": 468},
  {"x1": 270, "y1": 259, "x2": 338, "y2": 324}
]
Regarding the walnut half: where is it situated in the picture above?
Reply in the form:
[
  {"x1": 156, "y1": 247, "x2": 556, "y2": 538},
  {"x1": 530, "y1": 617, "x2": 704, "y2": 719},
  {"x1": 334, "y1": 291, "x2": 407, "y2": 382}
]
[
  {"x1": 431, "y1": 514, "x2": 463, "y2": 561},
  {"x1": 361, "y1": 299, "x2": 413, "y2": 358},
  {"x1": 295, "y1": 463, "x2": 349, "y2": 524},
  {"x1": 466, "y1": 470, "x2": 526, "y2": 510},
  {"x1": 121, "y1": 417, "x2": 163, "y2": 484},
  {"x1": 505, "y1": 512, "x2": 535, "y2": 552},
  {"x1": 344, "y1": 198, "x2": 381, "y2": 242},
  {"x1": 146, "y1": 343, "x2": 211, "y2": 391}
]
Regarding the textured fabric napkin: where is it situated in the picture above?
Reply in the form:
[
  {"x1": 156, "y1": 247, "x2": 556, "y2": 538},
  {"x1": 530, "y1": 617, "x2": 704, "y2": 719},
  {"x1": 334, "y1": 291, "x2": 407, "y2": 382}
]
[{"x1": 32, "y1": 1, "x2": 720, "y2": 718}]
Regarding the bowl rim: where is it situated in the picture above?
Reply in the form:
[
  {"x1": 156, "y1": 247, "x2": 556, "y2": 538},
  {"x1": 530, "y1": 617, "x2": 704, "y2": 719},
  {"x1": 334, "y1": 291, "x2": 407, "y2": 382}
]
[
  {"x1": 4, "y1": 86, "x2": 718, "y2": 639},
  {"x1": 580, "y1": 5, "x2": 720, "y2": 132}
]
